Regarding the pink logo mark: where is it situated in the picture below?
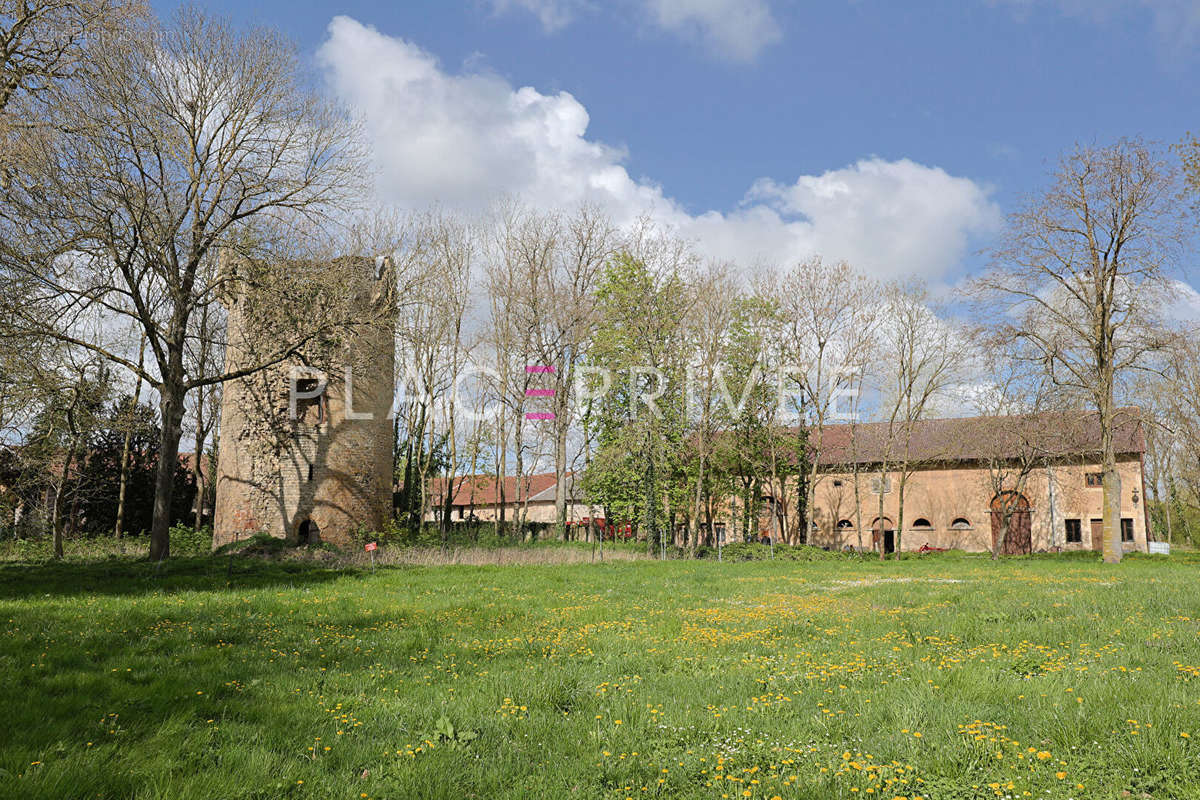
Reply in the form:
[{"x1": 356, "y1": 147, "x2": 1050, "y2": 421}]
[{"x1": 525, "y1": 365, "x2": 556, "y2": 420}]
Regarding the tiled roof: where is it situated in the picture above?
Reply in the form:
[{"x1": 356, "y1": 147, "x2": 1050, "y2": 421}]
[
  {"x1": 428, "y1": 472, "x2": 576, "y2": 506},
  {"x1": 811, "y1": 407, "x2": 1145, "y2": 466}
]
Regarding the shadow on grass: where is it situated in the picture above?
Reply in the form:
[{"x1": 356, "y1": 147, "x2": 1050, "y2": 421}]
[{"x1": 0, "y1": 554, "x2": 369, "y2": 600}]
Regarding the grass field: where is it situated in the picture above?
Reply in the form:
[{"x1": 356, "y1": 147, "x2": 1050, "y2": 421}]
[{"x1": 1, "y1": 550, "x2": 1198, "y2": 799}]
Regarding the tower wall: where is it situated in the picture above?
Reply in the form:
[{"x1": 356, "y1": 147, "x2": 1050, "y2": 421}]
[{"x1": 213, "y1": 257, "x2": 395, "y2": 548}]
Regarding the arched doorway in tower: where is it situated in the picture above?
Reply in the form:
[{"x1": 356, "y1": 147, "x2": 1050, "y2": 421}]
[
  {"x1": 871, "y1": 517, "x2": 895, "y2": 554},
  {"x1": 990, "y1": 491, "x2": 1031, "y2": 555},
  {"x1": 297, "y1": 518, "x2": 320, "y2": 545}
]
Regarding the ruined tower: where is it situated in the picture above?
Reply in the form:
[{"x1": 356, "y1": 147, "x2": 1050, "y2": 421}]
[{"x1": 212, "y1": 255, "x2": 396, "y2": 548}]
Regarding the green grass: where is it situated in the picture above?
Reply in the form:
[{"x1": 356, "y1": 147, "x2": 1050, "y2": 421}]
[{"x1": 0, "y1": 550, "x2": 1198, "y2": 799}]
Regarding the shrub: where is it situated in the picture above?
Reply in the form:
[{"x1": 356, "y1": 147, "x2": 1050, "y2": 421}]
[
  {"x1": 694, "y1": 542, "x2": 850, "y2": 562},
  {"x1": 168, "y1": 524, "x2": 211, "y2": 555}
]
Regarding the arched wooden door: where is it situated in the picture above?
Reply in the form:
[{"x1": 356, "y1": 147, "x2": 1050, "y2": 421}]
[
  {"x1": 990, "y1": 492, "x2": 1031, "y2": 555},
  {"x1": 872, "y1": 517, "x2": 895, "y2": 554}
]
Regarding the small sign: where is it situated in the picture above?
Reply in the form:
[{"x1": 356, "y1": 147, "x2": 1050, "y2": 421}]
[{"x1": 364, "y1": 542, "x2": 378, "y2": 552}]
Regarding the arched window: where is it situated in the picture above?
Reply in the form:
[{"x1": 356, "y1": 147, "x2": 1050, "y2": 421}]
[
  {"x1": 912, "y1": 518, "x2": 932, "y2": 528},
  {"x1": 836, "y1": 519, "x2": 854, "y2": 529},
  {"x1": 951, "y1": 517, "x2": 971, "y2": 529},
  {"x1": 293, "y1": 377, "x2": 326, "y2": 425}
]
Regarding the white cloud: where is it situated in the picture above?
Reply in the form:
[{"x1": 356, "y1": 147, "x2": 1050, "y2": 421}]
[
  {"x1": 746, "y1": 161, "x2": 1000, "y2": 283},
  {"x1": 488, "y1": 0, "x2": 780, "y2": 61},
  {"x1": 642, "y1": 0, "x2": 781, "y2": 61},
  {"x1": 488, "y1": 0, "x2": 585, "y2": 33},
  {"x1": 1165, "y1": 279, "x2": 1200, "y2": 324},
  {"x1": 318, "y1": 16, "x2": 1001, "y2": 281}
]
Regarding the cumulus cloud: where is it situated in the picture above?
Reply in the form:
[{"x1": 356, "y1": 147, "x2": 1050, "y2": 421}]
[
  {"x1": 642, "y1": 0, "x2": 782, "y2": 61},
  {"x1": 318, "y1": 16, "x2": 1001, "y2": 281},
  {"x1": 746, "y1": 161, "x2": 1001, "y2": 283},
  {"x1": 1164, "y1": 279, "x2": 1200, "y2": 324}
]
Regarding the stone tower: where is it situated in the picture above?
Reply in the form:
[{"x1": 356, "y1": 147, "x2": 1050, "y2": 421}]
[{"x1": 212, "y1": 255, "x2": 395, "y2": 548}]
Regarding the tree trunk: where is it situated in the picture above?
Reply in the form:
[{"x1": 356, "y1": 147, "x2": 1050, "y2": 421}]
[
  {"x1": 691, "y1": 441, "x2": 706, "y2": 556},
  {"x1": 643, "y1": 452, "x2": 656, "y2": 556},
  {"x1": 149, "y1": 378, "x2": 186, "y2": 562},
  {"x1": 192, "y1": 387, "x2": 207, "y2": 532},
  {"x1": 554, "y1": 421, "x2": 568, "y2": 541},
  {"x1": 115, "y1": 335, "x2": 146, "y2": 538},
  {"x1": 1103, "y1": 462, "x2": 1123, "y2": 564},
  {"x1": 497, "y1": 424, "x2": 507, "y2": 535},
  {"x1": 1100, "y1": 398, "x2": 1122, "y2": 564},
  {"x1": 1166, "y1": 478, "x2": 1176, "y2": 546},
  {"x1": 51, "y1": 442, "x2": 78, "y2": 560}
]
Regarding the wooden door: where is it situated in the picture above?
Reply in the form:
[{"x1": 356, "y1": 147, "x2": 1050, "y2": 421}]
[
  {"x1": 990, "y1": 492, "x2": 1032, "y2": 555},
  {"x1": 1090, "y1": 518, "x2": 1103, "y2": 552},
  {"x1": 1008, "y1": 510, "x2": 1031, "y2": 554}
]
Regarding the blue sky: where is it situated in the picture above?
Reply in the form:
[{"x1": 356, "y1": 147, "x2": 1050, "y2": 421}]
[{"x1": 157, "y1": 0, "x2": 1199, "y2": 285}]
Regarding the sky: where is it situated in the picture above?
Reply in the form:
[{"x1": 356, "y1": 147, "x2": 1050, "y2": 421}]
[{"x1": 155, "y1": 0, "x2": 1200, "y2": 287}]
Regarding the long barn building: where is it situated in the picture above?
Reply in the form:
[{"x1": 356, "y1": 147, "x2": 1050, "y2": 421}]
[{"x1": 426, "y1": 409, "x2": 1151, "y2": 555}]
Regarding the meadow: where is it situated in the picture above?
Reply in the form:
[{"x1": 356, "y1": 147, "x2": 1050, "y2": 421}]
[{"x1": 0, "y1": 549, "x2": 1197, "y2": 799}]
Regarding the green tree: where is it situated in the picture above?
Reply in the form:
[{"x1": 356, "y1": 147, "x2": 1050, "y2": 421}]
[
  {"x1": 716, "y1": 294, "x2": 777, "y2": 544},
  {"x1": 585, "y1": 252, "x2": 692, "y2": 556}
]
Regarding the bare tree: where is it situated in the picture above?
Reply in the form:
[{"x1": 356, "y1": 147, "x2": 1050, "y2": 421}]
[
  {"x1": 184, "y1": 253, "x2": 225, "y2": 532},
  {"x1": 541, "y1": 208, "x2": 615, "y2": 540},
  {"x1": 1127, "y1": 371, "x2": 1174, "y2": 545},
  {"x1": 13, "y1": 346, "x2": 108, "y2": 556},
  {"x1": 0, "y1": 0, "x2": 140, "y2": 114},
  {"x1": 428, "y1": 213, "x2": 476, "y2": 546},
  {"x1": 112, "y1": 331, "x2": 144, "y2": 538},
  {"x1": 872, "y1": 283, "x2": 958, "y2": 560},
  {"x1": 485, "y1": 206, "x2": 541, "y2": 537},
  {"x1": 970, "y1": 339, "x2": 1064, "y2": 559},
  {"x1": 0, "y1": 9, "x2": 369, "y2": 559},
  {"x1": 0, "y1": 0, "x2": 140, "y2": 442},
  {"x1": 1159, "y1": 332, "x2": 1200, "y2": 545},
  {"x1": 685, "y1": 261, "x2": 737, "y2": 553},
  {"x1": 971, "y1": 139, "x2": 1182, "y2": 564},
  {"x1": 771, "y1": 258, "x2": 882, "y2": 545},
  {"x1": 482, "y1": 268, "x2": 516, "y2": 539}
]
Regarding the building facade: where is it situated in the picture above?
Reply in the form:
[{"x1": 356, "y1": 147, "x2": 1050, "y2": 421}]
[
  {"x1": 798, "y1": 410, "x2": 1150, "y2": 554},
  {"x1": 807, "y1": 457, "x2": 1148, "y2": 554},
  {"x1": 212, "y1": 256, "x2": 396, "y2": 548},
  {"x1": 425, "y1": 472, "x2": 592, "y2": 527}
]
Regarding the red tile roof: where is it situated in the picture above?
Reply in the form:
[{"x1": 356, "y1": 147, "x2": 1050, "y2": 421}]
[{"x1": 428, "y1": 472, "x2": 574, "y2": 506}]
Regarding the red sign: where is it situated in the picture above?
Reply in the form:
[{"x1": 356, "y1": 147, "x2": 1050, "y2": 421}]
[{"x1": 364, "y1": 542, "x2": 378, "y2": 552}]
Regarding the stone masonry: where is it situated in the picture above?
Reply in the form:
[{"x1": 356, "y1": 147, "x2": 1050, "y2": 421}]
[{"x1": 212, "y1": 256, "x2": 396, "y2": 548}]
